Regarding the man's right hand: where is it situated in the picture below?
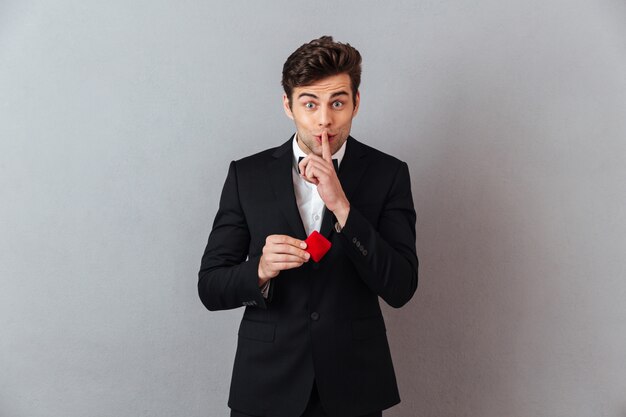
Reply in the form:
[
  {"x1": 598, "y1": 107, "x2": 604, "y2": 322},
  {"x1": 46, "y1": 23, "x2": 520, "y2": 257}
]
[{"x1": 258, "y1": 235, "x2": 310, "y2": 286}]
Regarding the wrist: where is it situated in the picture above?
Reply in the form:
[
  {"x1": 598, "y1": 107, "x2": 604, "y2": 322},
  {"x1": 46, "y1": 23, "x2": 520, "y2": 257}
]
[
  {"x1": 257, "y1": 260, "x2": 270, "y2": 283},
  {"x1": 333, "y1": 201, "x2": 350, "y2": 227},
  {"x1": 258, "y1": 275, "x2": 271, "y2": 287}
]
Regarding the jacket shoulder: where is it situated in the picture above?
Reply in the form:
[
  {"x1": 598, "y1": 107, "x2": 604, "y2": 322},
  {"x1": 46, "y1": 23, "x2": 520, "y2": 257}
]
[
  {"x1": 235, "y1": 147, "x2": 276, "y2": 166},
  {"x1": 231, "y1": 138, "x2": 291, "y2": 171}
]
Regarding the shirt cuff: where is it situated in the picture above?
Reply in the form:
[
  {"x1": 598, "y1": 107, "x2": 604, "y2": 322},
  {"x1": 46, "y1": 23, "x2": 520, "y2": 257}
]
[{"x1": 260, "y1": 280, "x2": 271, "y2": 299}]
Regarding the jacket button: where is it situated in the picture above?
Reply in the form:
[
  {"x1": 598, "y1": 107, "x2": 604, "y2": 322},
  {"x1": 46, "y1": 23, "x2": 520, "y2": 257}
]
[
  {"x1": 363, "y1": 250, "x2": 368, "y2": 256},
  {"x1": 310, "y1": 312, "x2": 320, "y2": 321}
]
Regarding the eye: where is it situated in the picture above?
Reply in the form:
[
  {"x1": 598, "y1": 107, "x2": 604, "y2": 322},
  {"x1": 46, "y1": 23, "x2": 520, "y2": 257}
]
[
  {"x1": 332, "y1": 101, "x2": 344, "y2": 109},
  {"x1": 305, "y1": 102, "x2": 316, "y2": 109}
]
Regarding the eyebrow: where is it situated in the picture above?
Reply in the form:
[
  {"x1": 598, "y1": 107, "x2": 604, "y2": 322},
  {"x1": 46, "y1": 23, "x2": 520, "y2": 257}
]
[{"x1": 297, "y1": 91, "x2": 350, "y2": 100}]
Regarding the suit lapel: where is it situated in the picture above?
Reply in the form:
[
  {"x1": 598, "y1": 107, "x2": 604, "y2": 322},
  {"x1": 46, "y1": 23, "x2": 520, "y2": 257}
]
[
  {"x1": 269, "y1": 137, "x2": 307, "y2": 240},
  {"x1": 319, "y1": 136, "x2": 368, "y2": 238}
]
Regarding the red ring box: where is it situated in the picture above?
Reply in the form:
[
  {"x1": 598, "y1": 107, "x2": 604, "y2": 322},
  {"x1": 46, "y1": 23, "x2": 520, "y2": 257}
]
[{"x1": 304, "y1": 231, "x2": 332, "y2": 262}]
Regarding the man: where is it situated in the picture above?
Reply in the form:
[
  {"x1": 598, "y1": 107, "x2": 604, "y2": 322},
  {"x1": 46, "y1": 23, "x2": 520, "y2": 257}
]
[{"x1": 198, "y1": 36, "x2": 418, "y2": 417}]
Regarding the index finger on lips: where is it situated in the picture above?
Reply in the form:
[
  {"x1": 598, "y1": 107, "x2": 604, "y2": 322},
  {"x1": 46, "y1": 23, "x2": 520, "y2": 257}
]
[{"x1": 321, "y1": 131, "x2": 331, "y2": 163}]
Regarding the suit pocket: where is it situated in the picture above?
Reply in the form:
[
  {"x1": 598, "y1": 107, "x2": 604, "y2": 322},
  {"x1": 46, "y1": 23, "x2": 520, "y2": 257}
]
[
  {"x1": 238, "y1": 319, "x2": 276, "y2": 343},
  {"x1": 351, "y1": 315, "x2": 386, "y2": 340}
]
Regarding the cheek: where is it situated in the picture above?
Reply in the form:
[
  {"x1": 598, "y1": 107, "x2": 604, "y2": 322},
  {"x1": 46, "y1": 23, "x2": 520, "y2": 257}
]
[
  {"x1": 294, "y1": 114, "x2": 314, "y2": 127},
  {"x1": 339, "y1": 114, "x2": 354, "y2": 125}
]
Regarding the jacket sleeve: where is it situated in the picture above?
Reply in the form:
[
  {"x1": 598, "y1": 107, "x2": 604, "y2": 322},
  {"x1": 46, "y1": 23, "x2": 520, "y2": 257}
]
[
  {"x1": 198, "y1": 161, "x2": 269, "y2": 311},
  {"x1": 339, "y1": 161, "x2": 418, "y2": 308}
]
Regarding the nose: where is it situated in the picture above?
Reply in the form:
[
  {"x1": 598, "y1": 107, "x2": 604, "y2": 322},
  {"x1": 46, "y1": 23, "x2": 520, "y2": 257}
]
[{"x1": 317, "y1": 105, "x2": 332, "y2": 127}]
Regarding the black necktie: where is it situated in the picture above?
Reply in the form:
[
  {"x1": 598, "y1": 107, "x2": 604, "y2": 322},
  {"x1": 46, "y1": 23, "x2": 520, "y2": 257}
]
[{"x1": 298, "y1": 157, "x2": 339, "y2": 174}]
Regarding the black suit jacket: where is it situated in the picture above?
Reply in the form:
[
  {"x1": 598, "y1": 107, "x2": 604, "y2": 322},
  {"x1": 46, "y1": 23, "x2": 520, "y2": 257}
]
[{"x1": 198, "y1": 136, "x2": 418, "y2": 417}]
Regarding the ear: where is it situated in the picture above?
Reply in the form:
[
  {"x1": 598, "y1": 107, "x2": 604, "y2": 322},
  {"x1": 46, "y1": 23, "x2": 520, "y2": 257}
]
[
  {"x1": 283, "y1": 94, "x2": 294, "y2": 120},
  {"x1": 352, "y1": 91, "x2": 360, "y2": 117}
]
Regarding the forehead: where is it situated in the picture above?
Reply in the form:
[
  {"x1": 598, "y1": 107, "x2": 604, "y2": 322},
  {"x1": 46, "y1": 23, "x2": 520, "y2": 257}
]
[{"x1": 293, "y1": 73, "x2": 352, "y2": 99}]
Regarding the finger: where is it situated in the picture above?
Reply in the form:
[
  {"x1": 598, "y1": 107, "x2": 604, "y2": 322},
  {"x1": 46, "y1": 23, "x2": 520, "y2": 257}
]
[
  {"x1": 266, "y1": 252, "x2": 309, "y2": 263},
  {"x1": 267, "y1": 234, "x2": 307, "y2": 249},
  {"x1": 303, "y1": 159, "x2": 332, "y2": 175},
  {"x1": 321, "y1": 131, "x2": 331, "y2": 162},
  {"x1": 301, "y1": 160, "x2": 331, "y2": 183},
  {"x1": 300, "y1": 158, "x2": 316, "y2": 182},
  {"x1": 301, "y1": 153, "x2": 331, "y2": 171},
  {"x1": 300, "y1": 167, "x2": 319, "y2": 185},
  {"x1": 299, "y1": 156, "x2": 323, "y2": 182},
  {"x1": 271, "y1": 243, "x2": 310, "y2": 260}
]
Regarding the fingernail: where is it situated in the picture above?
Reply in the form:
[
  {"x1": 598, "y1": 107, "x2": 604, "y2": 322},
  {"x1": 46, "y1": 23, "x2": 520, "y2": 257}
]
[
  {"x1": 300, "y1": 242, "x2": 307, "y2": 249},
  {"x1": 304, "y1": 252, "x2": 310, "y2": 259}
]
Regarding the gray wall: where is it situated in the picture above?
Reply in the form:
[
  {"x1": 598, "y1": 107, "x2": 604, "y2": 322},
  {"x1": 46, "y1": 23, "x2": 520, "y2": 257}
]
[{"x1": 1, "y1": 1, "x2": 625, "y2": 416}]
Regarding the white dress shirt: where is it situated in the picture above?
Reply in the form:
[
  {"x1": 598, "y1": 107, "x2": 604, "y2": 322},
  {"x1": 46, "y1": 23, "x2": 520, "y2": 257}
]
[{"x1": 291, "y1": 133, "x2": 346, "y2": 235}]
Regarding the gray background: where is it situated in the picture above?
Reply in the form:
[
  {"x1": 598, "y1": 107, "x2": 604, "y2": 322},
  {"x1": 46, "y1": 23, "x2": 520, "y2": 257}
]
[{"x1": 1, "y1": 0, "x2": 625, "y2": 416}]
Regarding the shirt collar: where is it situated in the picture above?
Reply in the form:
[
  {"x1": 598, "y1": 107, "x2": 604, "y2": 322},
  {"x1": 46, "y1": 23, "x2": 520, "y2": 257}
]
[{"x1": 292, "y1": 132, "x2": 347, "y2": 170}]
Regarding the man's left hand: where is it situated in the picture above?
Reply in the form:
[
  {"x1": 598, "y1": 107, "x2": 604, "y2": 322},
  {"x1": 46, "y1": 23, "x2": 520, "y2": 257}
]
[{"x1": 298, "y1": 131, "x2": 350, "y2": 227}]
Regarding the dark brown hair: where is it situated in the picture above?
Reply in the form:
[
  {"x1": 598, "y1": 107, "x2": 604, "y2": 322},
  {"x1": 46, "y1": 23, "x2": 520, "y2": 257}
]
[{"x1": 282, "y1": 36, "x2": 362, "y2": 107}]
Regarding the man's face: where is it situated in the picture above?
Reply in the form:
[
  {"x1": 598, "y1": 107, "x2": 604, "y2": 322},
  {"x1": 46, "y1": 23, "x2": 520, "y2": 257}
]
[{"x1": 283, "y1": 73, "x2": 360, "y2": 156}]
